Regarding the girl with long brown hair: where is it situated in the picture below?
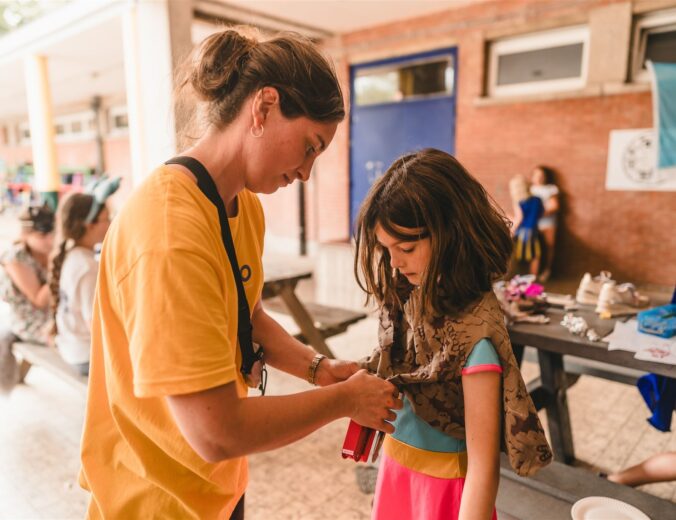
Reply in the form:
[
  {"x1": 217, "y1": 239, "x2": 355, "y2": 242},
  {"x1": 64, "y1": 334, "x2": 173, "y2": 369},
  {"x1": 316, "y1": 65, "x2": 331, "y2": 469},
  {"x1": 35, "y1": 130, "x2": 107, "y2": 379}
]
[
  {"x1": 49, "y1": 188, "x2": 114, "y2": 376},
  {"x1": 530, "y1": 165, "x2": 560, "y2": 282},
  {"x1": 355, "y1": 149, "x2": 551, "y2": 520}
]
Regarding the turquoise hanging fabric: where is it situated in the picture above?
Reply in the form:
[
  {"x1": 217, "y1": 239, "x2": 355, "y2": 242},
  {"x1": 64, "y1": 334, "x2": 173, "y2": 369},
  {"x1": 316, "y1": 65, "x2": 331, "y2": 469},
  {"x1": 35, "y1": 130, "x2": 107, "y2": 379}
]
[{"x1": 648, "y1": 61, "x2": 676, "y2": 169}]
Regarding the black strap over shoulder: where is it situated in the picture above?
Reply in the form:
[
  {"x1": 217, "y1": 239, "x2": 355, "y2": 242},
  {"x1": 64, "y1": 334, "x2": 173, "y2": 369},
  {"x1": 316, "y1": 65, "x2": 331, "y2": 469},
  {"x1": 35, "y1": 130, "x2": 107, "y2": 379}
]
[{"x1": 165, "y1": 156, "x2": 262, "y2": 378}]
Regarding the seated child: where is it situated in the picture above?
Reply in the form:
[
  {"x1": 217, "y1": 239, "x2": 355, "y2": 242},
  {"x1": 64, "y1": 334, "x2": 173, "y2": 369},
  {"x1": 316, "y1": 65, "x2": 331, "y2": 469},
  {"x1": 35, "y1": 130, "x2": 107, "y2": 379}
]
[
  {"x1": 50, "y1": 177, "x2": 119, "y2": 375},
  {"x1": 0, "y1": 204, "x2": 54, "y2": 343}
]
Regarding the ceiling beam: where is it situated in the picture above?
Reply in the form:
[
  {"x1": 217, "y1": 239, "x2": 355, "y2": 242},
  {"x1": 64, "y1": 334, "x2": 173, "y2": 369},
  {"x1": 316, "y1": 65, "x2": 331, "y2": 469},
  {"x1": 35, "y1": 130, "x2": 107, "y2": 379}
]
[{"x1": 194, "y1": 0, "x2": 333, "y2": 40}]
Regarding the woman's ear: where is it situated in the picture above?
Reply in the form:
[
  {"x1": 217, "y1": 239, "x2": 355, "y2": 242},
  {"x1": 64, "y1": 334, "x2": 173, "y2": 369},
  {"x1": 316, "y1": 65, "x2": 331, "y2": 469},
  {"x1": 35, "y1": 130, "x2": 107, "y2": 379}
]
[{"x1": 251, "y1": 86, "x2": 280, "y2": 128}]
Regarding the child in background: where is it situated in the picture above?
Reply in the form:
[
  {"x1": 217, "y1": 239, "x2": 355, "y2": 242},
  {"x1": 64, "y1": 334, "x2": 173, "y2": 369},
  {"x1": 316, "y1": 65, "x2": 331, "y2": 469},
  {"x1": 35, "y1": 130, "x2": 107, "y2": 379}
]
[
  {"x1": 0, "y1": 204, "x2": 54, "y2": 344},
  {"x1": 49, "y1": 177, "x2": 119, "y2": 376},
  {"x1": 530, "y1": 165, "x2": 560, "y2": 282},
  {"x1": 354, "y1": 149, "x2": 551, "y2": 520},
  {"x1": 509, "y1": 174, "x2": 544, "y2": 278},
  {"x1": 607, "y1": 452, "x2": 676, "y2": 487}
]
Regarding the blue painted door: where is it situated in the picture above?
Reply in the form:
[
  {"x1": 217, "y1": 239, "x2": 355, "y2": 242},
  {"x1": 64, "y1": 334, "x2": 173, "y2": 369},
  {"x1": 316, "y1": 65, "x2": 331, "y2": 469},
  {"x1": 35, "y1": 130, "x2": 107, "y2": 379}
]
[{"x1": 349, "y1": 48, "x2": 457, "y2": 231}]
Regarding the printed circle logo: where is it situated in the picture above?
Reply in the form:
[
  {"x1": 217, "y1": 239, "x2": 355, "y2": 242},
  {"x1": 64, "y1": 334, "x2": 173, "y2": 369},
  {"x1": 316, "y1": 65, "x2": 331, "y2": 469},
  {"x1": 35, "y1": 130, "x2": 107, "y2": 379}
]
[
  {"x1": 240, "y1": 265, "x2": 252, "y2": 282},
  {"x1": 622, "y1": 133, "x2": 664, "y2": 184}
]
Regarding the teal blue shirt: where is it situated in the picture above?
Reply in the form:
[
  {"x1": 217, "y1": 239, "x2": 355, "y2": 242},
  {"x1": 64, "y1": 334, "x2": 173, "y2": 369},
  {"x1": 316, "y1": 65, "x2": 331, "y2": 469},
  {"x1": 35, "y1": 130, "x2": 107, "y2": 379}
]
[{"x1": 390, "y1": 338, "x2": 501, "y2": 453}]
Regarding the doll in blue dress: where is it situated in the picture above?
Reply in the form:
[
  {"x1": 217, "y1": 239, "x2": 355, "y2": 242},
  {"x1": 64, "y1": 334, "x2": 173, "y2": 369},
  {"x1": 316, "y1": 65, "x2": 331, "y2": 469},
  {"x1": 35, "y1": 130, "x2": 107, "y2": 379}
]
[{"x1": 509, "y1": 175, "x2": 544, "y2": 277}]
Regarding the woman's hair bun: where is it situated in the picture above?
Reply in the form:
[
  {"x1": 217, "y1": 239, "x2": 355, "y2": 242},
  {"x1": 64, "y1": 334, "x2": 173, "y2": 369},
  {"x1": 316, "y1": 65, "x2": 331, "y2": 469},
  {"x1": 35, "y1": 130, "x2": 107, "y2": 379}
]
[{"x1": 190, "y1": 30, "x2": 257, "y2": 101}]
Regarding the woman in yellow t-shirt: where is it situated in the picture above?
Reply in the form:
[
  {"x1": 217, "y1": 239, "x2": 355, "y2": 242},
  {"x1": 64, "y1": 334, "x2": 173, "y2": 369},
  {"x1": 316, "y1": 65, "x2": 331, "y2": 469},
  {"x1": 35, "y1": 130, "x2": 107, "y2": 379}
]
[{"x1": 79, "y1": 28, "x2": 401, "y2": 520}]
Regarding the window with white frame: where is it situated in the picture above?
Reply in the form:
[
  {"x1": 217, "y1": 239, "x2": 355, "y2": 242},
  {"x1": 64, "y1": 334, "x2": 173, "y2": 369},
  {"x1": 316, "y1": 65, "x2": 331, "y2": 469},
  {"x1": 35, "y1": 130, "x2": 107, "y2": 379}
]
[
  {"x1": 53, "y1": 111, "x2": 96, "y2": 141},
  {"x1": 108, "y1": 106, "x2": 129, "y2": 136},
  {"x1": 488, "y1": 25, "x2": 589, "y2": 97},
  {"x1": 18, "y1": 123, "x2": 30, "y2": 144},
  {"x1": 353, "y1": 55, "x2": 455, "y2": 106},
  {"x1": 632, "y1": 9, "x2": 676, "y2": 82}
]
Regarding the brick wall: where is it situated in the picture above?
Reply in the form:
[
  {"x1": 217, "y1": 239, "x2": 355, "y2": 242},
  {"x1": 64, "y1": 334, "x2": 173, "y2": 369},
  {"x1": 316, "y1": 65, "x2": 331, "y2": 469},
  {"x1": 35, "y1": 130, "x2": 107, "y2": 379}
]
[{"x1": 313, "y1": 0, "x2": 676, "y2": 285}]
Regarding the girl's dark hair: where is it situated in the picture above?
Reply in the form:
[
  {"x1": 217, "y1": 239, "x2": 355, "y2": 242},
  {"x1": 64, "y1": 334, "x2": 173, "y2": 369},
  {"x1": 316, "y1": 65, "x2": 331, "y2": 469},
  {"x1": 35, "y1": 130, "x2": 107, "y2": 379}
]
[
  {"x1": 533, "y1": 165, "x2": 556, "y2": 185},
  {"x1": 19, "y1": 204, "x2": 54, "y2": 234},
  {"x1": 49, "y1": 193, "x2": 98, "y2": 335},
  {"x1": 16, "y1": 204, "x2": 54, "y2": 256},
  {"x1": 175, "y1": 27, "x2": 345, "y2": 141},
  {"x1": 354, "y1": 148, "x2": 513, "y2": 317}
]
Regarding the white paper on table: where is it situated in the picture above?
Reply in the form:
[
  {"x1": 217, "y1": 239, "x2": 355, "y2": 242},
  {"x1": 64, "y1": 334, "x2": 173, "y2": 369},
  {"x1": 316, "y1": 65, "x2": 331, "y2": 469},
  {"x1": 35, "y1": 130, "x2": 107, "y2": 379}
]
[
  {"x1": 634, "y1": 341, "x2": 676, "y2": 365},
  {"x1": 603, "y1": 319, "x2": 676, "y2": 365},
  {"x1": 603, "y1": 320, "x2": 647, "y2": 352}
]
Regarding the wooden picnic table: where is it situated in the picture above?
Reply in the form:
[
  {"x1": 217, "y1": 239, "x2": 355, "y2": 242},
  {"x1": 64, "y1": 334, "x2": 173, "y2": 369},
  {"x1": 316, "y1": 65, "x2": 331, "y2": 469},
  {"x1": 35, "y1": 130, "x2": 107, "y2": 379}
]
[
  {"x1": 262, "y1": 262, "x2": 366, "y2": 359},
  {"x1": 509, "y1": 305, "x2": 676, "y2": 464}
]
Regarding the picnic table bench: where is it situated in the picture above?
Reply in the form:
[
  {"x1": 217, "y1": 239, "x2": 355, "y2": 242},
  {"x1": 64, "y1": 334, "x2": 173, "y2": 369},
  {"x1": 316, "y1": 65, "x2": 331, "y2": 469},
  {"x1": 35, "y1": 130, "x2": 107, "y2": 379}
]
[
  {"x1": 263, "y1": 297, "x2": 366, "y2": 352},
  {"x1": 262, "y1": 262, "x2": 366, "y2": 358},
  {"x1": 13, "y1": 341, "x2": 88, "y2": 392},
  {"x1": 496, "y1": 454, "x2": 676, "y2": 519}
]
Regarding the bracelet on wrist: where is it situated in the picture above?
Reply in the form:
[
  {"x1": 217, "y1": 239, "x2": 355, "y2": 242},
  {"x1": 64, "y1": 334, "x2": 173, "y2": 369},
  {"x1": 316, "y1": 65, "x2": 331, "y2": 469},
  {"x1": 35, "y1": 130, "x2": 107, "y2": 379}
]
[{"x1": 307, "y1": 353, "x2": 326, "y2": 386}]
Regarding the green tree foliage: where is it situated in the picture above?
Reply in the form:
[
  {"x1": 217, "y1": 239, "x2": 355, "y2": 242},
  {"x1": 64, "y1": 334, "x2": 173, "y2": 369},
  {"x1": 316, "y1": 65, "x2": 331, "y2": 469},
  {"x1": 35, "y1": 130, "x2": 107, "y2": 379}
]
[{"x1": 0, "y1": 1, "x2": 70, "y2": 36}]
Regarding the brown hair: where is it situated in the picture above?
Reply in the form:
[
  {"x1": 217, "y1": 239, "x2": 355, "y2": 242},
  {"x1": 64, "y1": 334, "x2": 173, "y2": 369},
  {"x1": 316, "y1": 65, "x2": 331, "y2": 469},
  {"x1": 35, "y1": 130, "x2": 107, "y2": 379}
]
[
  {"x1": 18, "y1": 204, "x2": 54, "y2": 234},
  {"x1": 354, "y1": 148, "x2": 513, "y2": 317},
  {"x1": 533, "y1": 164, "x2": 556, "y2": 185},
  {"x1": 15, "y1": 204, "x2": 55, "y2": 254},
  {"x1": 176, "y1": 27, "x2": 345, "y2": 142},
  {"x1": 48, "y1": 193, "x2": 98, "y2": 335}
]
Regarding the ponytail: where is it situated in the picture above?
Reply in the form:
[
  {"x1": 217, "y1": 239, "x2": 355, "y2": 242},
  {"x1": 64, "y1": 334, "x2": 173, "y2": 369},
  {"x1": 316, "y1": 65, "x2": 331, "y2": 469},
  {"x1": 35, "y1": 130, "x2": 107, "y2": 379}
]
[
  {"x1": 48, "y1": 192, "x2": 96, "y2": 336},
  {"x1": 49, "y1": 239, "x2": 69, "y2": 336}
]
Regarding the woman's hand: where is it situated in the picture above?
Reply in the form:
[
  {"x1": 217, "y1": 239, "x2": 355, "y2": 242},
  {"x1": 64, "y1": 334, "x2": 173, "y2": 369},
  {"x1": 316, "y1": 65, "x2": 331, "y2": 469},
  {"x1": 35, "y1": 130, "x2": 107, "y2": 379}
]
[
  {"x1": 314, "y1": 358, "x2": 359, "y2": 386},
  {"x1": 342, "y1": 369, "x2": 402, "y2": 433}
]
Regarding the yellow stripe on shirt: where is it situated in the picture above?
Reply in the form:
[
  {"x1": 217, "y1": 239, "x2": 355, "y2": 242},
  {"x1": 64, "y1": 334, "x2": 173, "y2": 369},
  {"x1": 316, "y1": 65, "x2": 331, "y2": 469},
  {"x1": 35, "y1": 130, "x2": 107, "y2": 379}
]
[{"x1": 383, "y1": 436, "x2": 468, "y2": 479}]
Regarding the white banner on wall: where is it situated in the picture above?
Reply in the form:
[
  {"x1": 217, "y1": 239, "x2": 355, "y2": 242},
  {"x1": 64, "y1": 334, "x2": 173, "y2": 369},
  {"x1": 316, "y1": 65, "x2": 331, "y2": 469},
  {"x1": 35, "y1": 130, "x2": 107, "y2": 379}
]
[{"x1": 606, "y1": 128, "x2": 676, "y2": 191}]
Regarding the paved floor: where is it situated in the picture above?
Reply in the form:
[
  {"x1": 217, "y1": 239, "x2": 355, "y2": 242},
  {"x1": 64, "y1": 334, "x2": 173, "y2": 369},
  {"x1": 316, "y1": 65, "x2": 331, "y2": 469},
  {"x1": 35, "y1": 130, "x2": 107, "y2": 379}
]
[
  {"x1": 1, "y1": 208, "x2": 675, "y2": 519},
  {"x1": 2, "y1": 313, "x2": 675, "y2": 520}
]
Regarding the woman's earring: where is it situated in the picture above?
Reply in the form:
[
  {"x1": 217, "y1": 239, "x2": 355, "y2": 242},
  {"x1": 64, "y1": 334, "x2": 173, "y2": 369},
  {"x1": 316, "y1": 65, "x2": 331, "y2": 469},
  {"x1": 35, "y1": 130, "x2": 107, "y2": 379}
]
[{"x1": 250, "y1": 125, "x2": 264, "y2": 138}]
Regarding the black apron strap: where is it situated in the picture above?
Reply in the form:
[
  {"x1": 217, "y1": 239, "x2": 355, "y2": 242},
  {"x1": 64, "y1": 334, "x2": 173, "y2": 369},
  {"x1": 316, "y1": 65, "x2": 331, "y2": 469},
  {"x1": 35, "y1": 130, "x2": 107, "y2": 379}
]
[{"x1": 165, "y1": 156, "x2": 261, "y2": 380}]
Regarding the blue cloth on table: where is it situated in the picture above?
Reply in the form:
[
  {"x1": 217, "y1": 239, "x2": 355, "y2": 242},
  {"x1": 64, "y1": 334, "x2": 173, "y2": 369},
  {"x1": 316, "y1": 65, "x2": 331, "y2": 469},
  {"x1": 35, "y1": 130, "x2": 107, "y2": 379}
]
[{"x1": 637, "y1": 373, "x2": 676, "y2": 432}]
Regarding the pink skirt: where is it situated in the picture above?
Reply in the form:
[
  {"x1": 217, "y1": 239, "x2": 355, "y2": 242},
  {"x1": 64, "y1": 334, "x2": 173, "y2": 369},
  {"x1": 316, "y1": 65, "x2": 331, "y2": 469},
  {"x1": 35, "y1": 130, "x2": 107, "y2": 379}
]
[{"x1": 372, "y1": 453, "x2": 498, "y2": 520}]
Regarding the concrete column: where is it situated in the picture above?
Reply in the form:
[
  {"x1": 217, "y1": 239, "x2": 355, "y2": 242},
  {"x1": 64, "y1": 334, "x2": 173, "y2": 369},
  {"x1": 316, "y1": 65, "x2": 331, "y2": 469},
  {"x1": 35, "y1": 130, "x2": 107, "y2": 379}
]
[
  {"x1": 587, "y1": 3, "x2": 632, "y2": 86},
  {"x1": 91, "y1": 95, "x2": 105, "y2": 175},
  {"x1": 121, "y1": 0, "x2": 193, "y2": 186},
  {"x1": 23, "y1": 54, "x2": 59, "y2": 209}
]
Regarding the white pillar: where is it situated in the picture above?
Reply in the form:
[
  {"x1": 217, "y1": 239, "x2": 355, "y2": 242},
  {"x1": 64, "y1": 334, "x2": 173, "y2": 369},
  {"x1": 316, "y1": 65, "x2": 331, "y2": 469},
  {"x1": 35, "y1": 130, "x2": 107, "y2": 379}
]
[
  {"x1": 23, "y1": 54, "x2": 60, "y2": 205},
  {"x1": 121, "y1": 0, "x2": 193, "y2": 186}
]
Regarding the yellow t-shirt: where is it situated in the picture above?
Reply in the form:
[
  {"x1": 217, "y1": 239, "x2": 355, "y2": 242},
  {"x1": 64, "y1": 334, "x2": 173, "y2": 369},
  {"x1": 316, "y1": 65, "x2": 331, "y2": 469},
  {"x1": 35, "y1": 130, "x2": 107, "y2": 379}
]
[{"x1": 79, "y1": 166, "x2": 265, "y2": 519}]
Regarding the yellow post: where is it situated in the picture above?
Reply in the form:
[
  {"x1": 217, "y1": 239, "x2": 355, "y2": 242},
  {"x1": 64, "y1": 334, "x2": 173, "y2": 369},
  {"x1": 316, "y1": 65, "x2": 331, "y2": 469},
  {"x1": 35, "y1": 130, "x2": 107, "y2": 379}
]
[{"x1": 23, "y1": 54, "x2": 60, "y2": 209}]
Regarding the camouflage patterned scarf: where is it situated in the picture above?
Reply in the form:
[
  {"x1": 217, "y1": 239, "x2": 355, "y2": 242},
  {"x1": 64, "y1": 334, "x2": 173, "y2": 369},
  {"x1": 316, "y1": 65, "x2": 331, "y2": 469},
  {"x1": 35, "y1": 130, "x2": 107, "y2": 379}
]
[{"x1": 360, "y1": 286, "x2": 552, "y2": 477}]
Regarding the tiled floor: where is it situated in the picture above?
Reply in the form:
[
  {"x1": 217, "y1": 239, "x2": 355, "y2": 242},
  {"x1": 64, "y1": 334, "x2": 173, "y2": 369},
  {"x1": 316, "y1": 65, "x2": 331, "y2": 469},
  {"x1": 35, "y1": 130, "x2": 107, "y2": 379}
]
[{"x1": 0, "y1": 368, "x2": 89, "y2": 519}]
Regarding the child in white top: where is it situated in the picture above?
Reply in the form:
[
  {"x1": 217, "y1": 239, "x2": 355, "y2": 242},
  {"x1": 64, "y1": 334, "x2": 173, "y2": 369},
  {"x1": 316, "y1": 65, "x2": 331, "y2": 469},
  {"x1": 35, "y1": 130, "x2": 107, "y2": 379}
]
[
  {"x1": 49, "y1": 178, "x2": 118, "y2": 375},
  {"x1": 529, "y1": 165, "x2": 559, "y2": 282}
]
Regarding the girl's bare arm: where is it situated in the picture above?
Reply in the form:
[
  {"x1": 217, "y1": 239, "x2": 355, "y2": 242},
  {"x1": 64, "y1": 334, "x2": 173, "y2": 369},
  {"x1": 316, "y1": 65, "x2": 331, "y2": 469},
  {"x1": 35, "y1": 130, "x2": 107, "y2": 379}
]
[
  {"x1": 3, "y1": 261, "x2": 50, "y2": 308},
  {"x1": 459, "y1": 370, "x2": 502, "y2": 520}
]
